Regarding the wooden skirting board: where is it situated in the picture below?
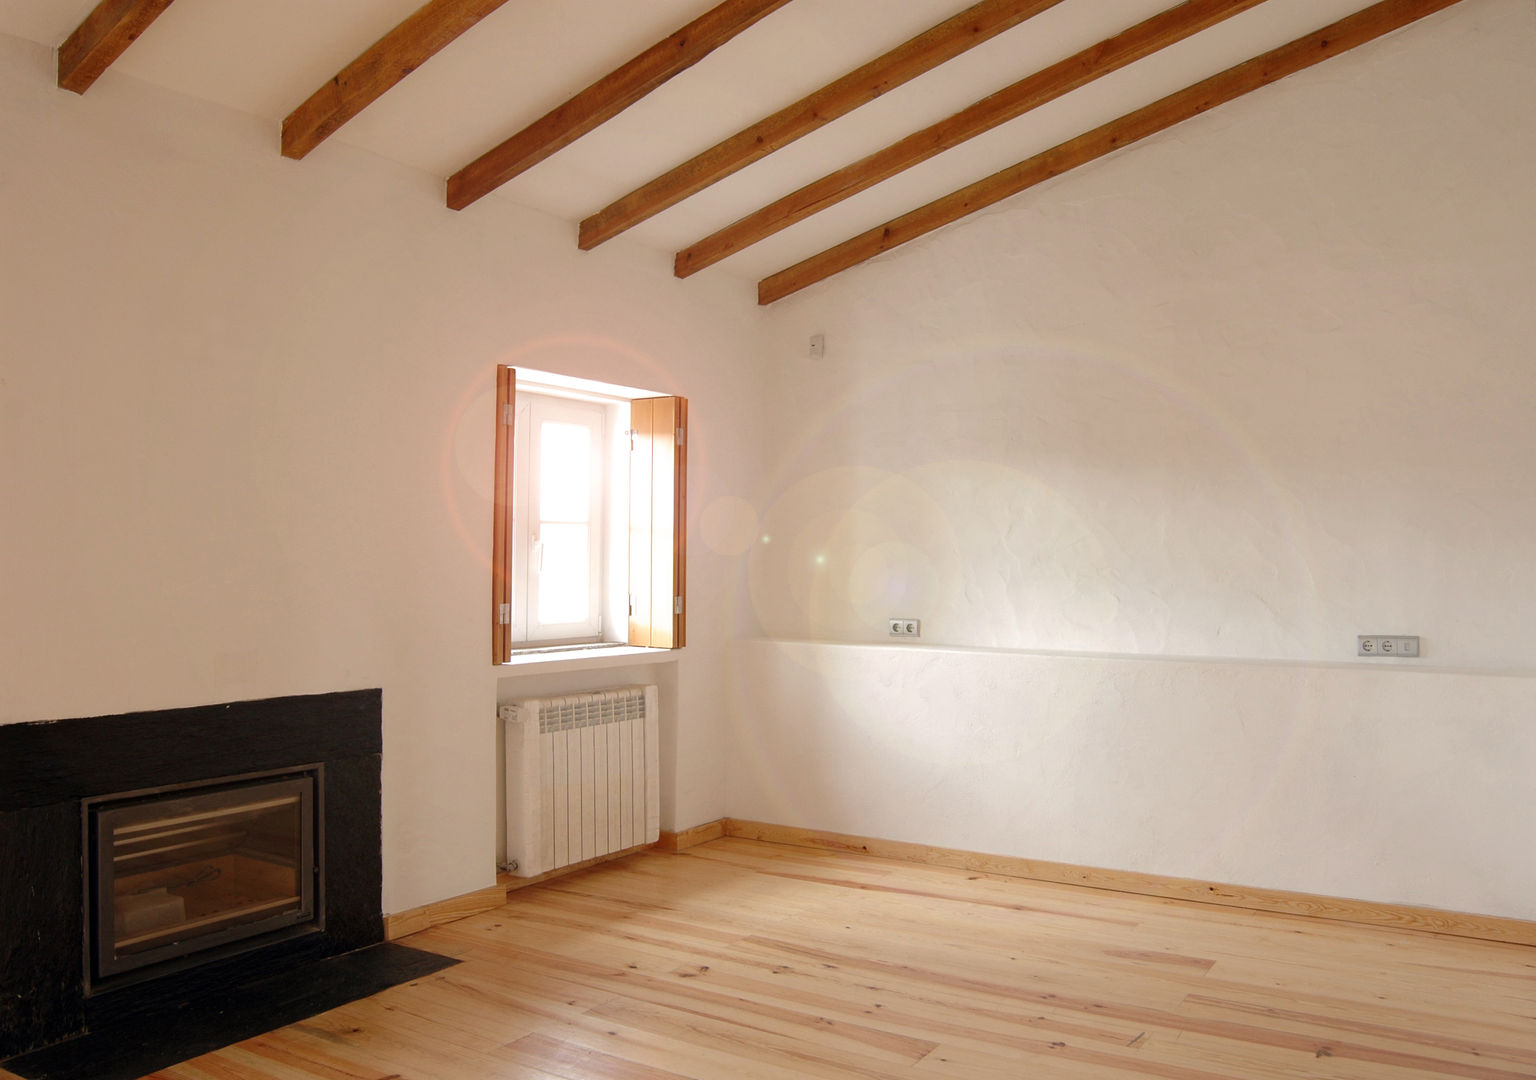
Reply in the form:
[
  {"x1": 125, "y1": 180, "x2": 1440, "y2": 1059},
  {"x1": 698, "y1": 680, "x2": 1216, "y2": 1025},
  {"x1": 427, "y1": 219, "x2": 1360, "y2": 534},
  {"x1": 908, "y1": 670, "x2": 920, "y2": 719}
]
[
  {"x1": 500, "y1": 846, "x2": 650, "y2": 893},
  {"x1": 385, "y1": 843, "x2": 659, "y2": 940},
  {"x1": 390, "y1": 818, "x2": 1533, "y2": 949},
  {"x1": 718, "y1": 818, "x2": 1536, "y2": 949},
  {"x1": 384, "y1": 883, "x2": 508, "y2": 941},
  {"x1": 655, "y1": 819, "x2": 726, "y2": 852}
]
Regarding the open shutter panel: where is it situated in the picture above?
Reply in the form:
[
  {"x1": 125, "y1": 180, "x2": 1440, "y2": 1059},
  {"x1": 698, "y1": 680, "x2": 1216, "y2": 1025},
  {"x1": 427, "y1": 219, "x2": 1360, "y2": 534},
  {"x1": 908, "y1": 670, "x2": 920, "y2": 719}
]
[
  {"x1": 672, "y1": 396, "x2": 687, "y2": 648},
  {"x1": 628, "y1": 395, "x2": 687, "y2": 648},
  {"x1": 628, "y1": 398, "x2": 654, "y2": 646},
  {"x1": 492, "y1": 365, "x2": 516, "y2": 663}
]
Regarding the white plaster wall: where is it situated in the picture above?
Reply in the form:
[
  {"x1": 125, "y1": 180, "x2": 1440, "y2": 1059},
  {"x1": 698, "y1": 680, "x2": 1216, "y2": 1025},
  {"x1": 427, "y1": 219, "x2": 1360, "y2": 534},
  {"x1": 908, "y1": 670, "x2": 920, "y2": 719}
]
[
  {"x1": 733, "y1": 641, "x2": 1536, "y2": 919},
  {"x1": 0, "y1": 34, "x2": 767, "y2": 912},
  {"x1": 734, "y1": 0, "x2": 1536, "y2": 918}
]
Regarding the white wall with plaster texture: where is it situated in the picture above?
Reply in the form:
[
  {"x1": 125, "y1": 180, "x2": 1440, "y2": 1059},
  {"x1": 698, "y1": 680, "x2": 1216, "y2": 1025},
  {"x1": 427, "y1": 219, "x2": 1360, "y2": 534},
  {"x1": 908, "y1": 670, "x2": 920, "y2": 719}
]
[
  {"x1": 0, "y1": 33, "x2": 767, "y2": 912},
  {"x1": 734, "y1": 641, "x2": 1536, "y2": 919},
  {"x1": 733, "y1": 0, "x2": 1536, "y2": 918}
]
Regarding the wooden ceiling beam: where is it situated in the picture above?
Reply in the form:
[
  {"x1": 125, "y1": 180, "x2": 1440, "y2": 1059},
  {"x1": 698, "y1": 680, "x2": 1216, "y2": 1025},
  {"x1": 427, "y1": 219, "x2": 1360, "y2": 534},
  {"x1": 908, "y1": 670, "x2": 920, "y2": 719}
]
[
  {"x1": 578, "y1": 0, "x2": 1069, "y2": 251},
  {"x1": 758, "y1": 0, "x2": 1465, "y2": 305},
  {"x1": 57, "y1": 0, "x2": 176, "y2": 94},
  {"x1": 446, "y1": 0, "x2": 791, "y2": 212},
  {"x1": 678, "y1": 0, "x2": 1271, "y2": 278},
  {"x1": 283, "y1": 0, "x2": 512, "y2": 161}
]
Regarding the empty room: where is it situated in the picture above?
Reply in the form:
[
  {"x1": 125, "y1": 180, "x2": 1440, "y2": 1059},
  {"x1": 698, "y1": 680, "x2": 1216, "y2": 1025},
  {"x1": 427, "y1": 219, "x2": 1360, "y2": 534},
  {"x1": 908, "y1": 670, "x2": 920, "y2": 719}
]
[{"x1": 2, "y1": 1, "x2": 1534, "y2": 1078}]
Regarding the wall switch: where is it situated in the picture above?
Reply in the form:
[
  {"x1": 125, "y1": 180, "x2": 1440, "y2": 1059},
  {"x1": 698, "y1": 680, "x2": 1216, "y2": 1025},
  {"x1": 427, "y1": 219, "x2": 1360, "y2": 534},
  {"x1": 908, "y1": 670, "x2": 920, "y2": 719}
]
[
  {"x1": 888, "y1": 618, "x2": 921, "y2": 637},
  {"x1": 1358, "y1": 635, "x2": 1420, "y2": 658},
  {"x1": 808, "y1": 333, "x2": 825, "y2": 360}
]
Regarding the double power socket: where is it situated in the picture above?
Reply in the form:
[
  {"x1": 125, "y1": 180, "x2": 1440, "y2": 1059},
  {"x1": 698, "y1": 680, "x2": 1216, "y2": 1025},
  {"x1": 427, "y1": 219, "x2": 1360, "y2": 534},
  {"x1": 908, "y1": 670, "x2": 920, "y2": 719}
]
[
  {"x1": 888, "y1": 618, "x2": 922, "y2": 638},
  {"x1": 1358, "y1": 635, "x2": 1420, "y2": 657}
]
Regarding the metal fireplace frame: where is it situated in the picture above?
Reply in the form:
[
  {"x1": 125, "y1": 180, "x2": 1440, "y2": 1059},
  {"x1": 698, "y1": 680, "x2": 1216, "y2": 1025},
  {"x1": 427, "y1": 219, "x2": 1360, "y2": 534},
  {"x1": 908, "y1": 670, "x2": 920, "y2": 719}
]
[{"x1": 81, "y1": 765, "x2": 326, "y2": 994}]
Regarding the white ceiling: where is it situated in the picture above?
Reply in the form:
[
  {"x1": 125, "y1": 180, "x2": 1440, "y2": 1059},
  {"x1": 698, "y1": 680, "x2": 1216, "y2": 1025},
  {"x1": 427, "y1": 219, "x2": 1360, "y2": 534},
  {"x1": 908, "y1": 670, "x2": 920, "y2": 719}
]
[{"x1": 2, "y1": 0, "x2": 1415, "y2": 284}]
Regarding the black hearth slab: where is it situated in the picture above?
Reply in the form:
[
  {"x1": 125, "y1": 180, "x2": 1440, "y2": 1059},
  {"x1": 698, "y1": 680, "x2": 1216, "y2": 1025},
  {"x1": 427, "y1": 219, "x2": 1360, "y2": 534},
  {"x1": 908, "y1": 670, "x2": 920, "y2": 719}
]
[
  {"x1": 0, "y1": 689, "x2": 382, "y2": 811},
  {"x1": 1, "y1": 942, "x2": 458, "y2": 1080}
]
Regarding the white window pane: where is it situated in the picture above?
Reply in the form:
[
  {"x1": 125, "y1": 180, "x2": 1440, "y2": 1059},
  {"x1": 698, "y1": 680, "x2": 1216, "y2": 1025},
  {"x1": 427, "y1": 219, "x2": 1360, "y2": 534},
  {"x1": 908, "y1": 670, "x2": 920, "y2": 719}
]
[
  {"x1": 539, "y1": 421, "x2": 591, "y2": 523},
  {"x1": 537, "y1": 524, "x2": 589, "y2": 625}
]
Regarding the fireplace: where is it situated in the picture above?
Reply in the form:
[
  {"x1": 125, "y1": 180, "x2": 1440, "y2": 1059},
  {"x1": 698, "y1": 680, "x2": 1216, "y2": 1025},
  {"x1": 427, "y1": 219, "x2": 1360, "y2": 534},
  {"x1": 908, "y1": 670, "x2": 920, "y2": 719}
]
[
  {"x1": 87, "y1": 768, "x2": 321, "y2": 989},
  {"x1": 0, "y1": 690, "x2": 387, "y2": 1063}
]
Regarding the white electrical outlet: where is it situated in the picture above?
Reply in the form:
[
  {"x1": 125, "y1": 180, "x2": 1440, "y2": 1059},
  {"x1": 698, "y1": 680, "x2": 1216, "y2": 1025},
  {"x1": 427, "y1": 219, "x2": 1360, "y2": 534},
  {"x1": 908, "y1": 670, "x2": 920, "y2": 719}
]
[
  {"x1": 1358, "y1": 635, "x2": 1420, "y2": 657},
  {"x1": 888, "y1": 618, "x2": 921, "y2": 637}
]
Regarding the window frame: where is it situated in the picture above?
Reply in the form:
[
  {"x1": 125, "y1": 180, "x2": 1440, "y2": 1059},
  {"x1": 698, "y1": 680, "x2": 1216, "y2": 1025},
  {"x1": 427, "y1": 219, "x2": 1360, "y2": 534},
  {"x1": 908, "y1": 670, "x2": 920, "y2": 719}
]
[{"x1": 492, "y1": 365, "x2": 687, "y2": 662}]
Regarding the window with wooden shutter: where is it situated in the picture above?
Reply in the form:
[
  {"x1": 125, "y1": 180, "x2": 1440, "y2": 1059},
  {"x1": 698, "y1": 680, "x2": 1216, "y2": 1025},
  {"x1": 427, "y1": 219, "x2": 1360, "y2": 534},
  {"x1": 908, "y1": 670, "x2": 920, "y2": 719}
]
[{"x1": 491, "y1": 368, "x2": 687, "y2": 660}]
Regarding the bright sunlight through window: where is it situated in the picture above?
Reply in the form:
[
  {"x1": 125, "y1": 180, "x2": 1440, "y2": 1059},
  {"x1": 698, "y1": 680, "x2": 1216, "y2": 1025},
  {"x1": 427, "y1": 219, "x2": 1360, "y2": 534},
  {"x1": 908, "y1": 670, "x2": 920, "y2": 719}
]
[{"x1": 518, "y1": 396, "x2": 606, "y2": 643}]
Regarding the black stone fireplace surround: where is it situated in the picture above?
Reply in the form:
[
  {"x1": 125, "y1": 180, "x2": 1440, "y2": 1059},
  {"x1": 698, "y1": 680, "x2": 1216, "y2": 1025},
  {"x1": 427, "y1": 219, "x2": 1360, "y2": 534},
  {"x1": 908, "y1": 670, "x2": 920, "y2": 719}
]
[{"x1": 0, "y1": 689, "x2": 387, "y2": 1063}]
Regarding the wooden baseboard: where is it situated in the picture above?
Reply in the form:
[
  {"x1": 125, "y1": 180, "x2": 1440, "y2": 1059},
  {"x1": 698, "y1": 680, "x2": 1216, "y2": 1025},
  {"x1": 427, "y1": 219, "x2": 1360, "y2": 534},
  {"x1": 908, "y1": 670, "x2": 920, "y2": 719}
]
[
  {"x1": 385, "y1": 883, "x2": 507, "y2": 941},
  {"x1": 387, "y1": 822, "x2": 1536, "y2": 949},
  {"x1": 656, "y1": 819, "x2": 726, "y2": 852},
  {"x1": 500, "y1": 845, "x2": 651, "y2": 892},
  {"x1": 388, "y1": 844, "x2": 658, "y2": 940},
  {"x1": 721, "y1": 819, "x2": 1536, "y2": 949}
]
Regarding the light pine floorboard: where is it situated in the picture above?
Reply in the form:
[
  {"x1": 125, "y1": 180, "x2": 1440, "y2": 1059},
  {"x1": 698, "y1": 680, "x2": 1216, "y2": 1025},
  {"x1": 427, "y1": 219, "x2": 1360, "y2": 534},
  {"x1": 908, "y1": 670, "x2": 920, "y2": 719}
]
[{"x1": 133, "y1": 836, "x2": 1536, "y2": 1079}]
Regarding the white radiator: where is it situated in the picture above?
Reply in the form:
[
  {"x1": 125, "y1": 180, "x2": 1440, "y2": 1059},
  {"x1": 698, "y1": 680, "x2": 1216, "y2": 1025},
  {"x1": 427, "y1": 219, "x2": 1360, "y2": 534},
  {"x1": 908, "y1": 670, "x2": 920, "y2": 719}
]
[{"x1": 502, "y1": 685, "x2": 660, "y2": 877}]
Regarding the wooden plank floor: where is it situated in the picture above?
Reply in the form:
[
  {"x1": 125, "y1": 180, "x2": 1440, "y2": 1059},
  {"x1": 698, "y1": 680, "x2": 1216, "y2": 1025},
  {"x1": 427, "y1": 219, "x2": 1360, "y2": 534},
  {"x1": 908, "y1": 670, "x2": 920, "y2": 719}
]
[{"x1": 118, "y1": 838, "x2": 1536, "y2": 1078}]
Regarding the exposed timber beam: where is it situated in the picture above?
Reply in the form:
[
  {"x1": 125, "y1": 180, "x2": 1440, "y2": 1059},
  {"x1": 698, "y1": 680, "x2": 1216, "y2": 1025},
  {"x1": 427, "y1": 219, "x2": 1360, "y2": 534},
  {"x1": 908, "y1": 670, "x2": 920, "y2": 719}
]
[
  {"x1": 57, "y1": 0, "x2": 176, "y2": 94},
  {"x1": 578, "y1": 0, "x2": 1068, "y2": 250},
  {"x1": 758, "y1": 0, "x2": 1465, "y2": 305},
  {"x1": 677, "y1": 0, "x2": 1271, "y2": 278},
  {"x1": 447, "y1": 0, "x2": 791, "y2": 212},
  {"x1": 283, "y1": 0, "x2": 512, "y2": 160}
]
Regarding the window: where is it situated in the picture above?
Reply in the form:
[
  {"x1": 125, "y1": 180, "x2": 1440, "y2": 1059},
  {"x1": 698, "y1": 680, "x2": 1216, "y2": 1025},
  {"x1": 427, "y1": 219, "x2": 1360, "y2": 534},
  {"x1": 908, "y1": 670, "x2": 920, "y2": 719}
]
[
  {"x1": 517, "y1": 393, "x2": 606, "y2": 643},
  {"x1": 491, "y1": 366, "x2": 686, "y2": 662}
]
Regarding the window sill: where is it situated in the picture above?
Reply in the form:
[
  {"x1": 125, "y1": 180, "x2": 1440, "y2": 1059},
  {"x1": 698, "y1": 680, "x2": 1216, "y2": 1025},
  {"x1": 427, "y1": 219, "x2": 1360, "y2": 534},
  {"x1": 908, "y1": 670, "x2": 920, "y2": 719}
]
[{"x1": 496, "y1": 644, "x2": 680, "y2": 677}]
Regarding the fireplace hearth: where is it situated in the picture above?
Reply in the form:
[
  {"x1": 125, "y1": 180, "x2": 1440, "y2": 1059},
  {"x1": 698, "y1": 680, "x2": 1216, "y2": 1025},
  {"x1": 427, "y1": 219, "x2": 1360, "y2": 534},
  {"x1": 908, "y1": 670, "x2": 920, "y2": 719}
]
[{"x1": 0, "y1": 690, "x2": 393, "y2": 1065}]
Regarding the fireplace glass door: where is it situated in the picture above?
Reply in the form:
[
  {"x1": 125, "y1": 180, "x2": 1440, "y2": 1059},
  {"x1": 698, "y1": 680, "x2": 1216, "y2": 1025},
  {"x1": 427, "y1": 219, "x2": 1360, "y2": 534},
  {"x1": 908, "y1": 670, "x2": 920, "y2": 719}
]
[{"x1": 90, "y1": 772, "x2": 317, "y2": 983}]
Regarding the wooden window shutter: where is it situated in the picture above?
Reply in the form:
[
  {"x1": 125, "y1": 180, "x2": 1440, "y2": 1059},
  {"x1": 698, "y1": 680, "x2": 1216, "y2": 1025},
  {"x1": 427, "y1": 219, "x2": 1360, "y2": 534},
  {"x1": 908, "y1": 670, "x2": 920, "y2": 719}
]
[
  {"x1": 628, "y1": 396, "x2": 687, "y2": 648},
  {"x1": 491, "y1": 365, "x2": 516, "y2": 663}
]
